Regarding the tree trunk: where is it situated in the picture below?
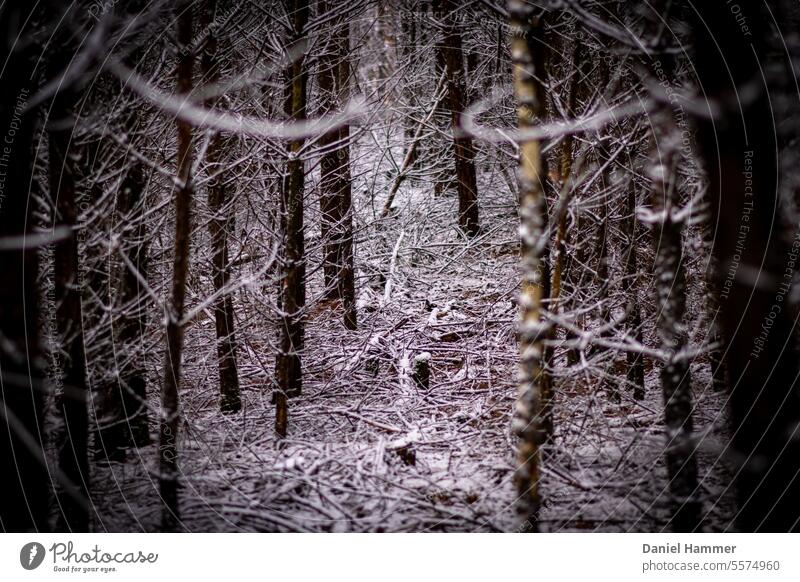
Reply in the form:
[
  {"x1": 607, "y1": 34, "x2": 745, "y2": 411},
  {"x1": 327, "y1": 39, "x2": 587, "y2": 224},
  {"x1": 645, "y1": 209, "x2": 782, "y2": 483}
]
[
  {"x1": 160, "y1": 1, "x2": 194, "y2": 531},
  {"x1": 622, "y1": 180, "x2": 645, "y2": 400},
  {"x1": 642, "y1": 19, "x2": 702, "y2": 525},
  {"x1": 401, "y1": 9, "x2": 419, "y2": 171},
  {"x1": 509, "y1": 2, "x2": 549, "y2": 530},
  {"x1": 275, "y1": 0, "x2": 310, "y2": 435},
  {"x1": 202, "y1": 0, "x2": 242, "y2": 413},
  {"x1": 691, "y1": 1, "x2": 800, "y2": 531},
  {"x1": 554, "y1": 37, "x2": 583, "y2": 370},
  {"x1": 700, "y1": 219, "x2": 728, "y2": 393},
  {"x1": 438, "y1": 0, "x2": 480, "y2": 237},
  {"x1": 649, "y1": 133, "x2": 701, "y2": 531},
  {"x1": 317, "y1": 24, "x2": 343, "y2": 298},
  {"x1": 318, "y1": 1, "x2": 356, "y2": 332},
  {"x1": 49, "y1": 51, "x2": 90, "y2": 533},
  {"x1": 334, "y1": 21, "x2": 357, "y2": 331},
  {"x1": 527, "y1": 13, "x2": 555, "y2": 446},
  {"x1": 549, "y1": 38, "x2": 582, "y2": 312},
  {"x1": 0, "y1": 2, "x2": 49, "y2": 532},
  {"x1": 591, "y1": 143, "x2": 616, "y2": 398}
]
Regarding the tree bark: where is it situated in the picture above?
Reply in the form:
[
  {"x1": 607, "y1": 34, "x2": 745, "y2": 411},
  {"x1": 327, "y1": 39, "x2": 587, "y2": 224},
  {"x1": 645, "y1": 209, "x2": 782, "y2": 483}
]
[
  {"x1": 318, "y1": 2, "x2": 357, "y2": 330},
  {"x1": 622, "y1": 180, "x2": 645, "y2": 400},
  {"x1": 202, "y1": 0, "x2": 242, "y2": 413},
  {"x1": 49, "y1": 47, "x2": 90, "y2": 533},
  {"x1": 649, "y1": 130, "x2": 701, "y2": 531},
  {"x1": 334, "y1": 21, "x2": 357, "y2": 331},
  {"x1": 160, "y1": 1, "x2": 194, "y2": 531},
  {"x1": 438, "y1": 0, "x2": 480, "y2": 237},
  {"x1": 509, "y1": 1, "x2": 549, "y2": 530},
  {"x1": 645, "y1": 24, "x2": 701, "y2": 526},
  {"x1": 317, "y1": 17, "x2": 343, "y2": 298},
  {"x1": 401, "y1": 9, "x2": 419, "y2": 171},
  {"x1": 275, "y1": 0, "x2": 310, "y2": 435},
  {"x1": 700, "y1": 218, "x2": 727, "y2": 393},
  {"x1": 549, "y1": 38, "x2": 583, "y2": 313}
]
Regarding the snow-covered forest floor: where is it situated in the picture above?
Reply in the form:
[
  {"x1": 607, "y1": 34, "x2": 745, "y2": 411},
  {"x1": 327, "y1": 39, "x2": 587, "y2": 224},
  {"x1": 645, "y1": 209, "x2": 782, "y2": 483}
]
[
  {"x1": 8, "y1": 0, "x2": 800, "y2": 541},
  {"x1": 89, "y1": 142, "x2": 737, "y2": 532}
]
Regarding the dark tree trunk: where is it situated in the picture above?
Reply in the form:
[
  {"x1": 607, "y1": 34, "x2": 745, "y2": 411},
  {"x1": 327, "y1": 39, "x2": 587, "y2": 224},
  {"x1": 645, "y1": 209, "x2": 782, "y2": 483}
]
[
  {"x1": 700, "y1": 219, "x2": 728, "y2": 393},
  {"x1": 318, "y1": 2, "x2": 356, "y2": 329},
  {"x1": 202, "y1": 0, "x2": 242, "y2": 414},
  {"x1": 334, "y1": 24, "x2": 357, "y2": 331},
  {"x1": 49, "y1": 51, "x2": 91, "y2": 533},
  {"x1": 160, "y1": 1, "x2": 194, "y2": 531},
  {"x1": 401, "y1": 9, "x2": 419, "y2": 170},
  {"x1": 691, "y1": 1, "x2": 800, "y2": 532},
  {"x1": 593, "y1": 166, "x2": 615, "y2": 398},
  {"x1": 318, "y1": 3, "x2": 345, "y2": 299},
  {"x1": 432, "y1": 22, "x2": 451, "y2": 198},
  {"x1": 554, "y1": 37, "x2": 583, "y2": 370},
  {"x1": 0, "y1": 1, "x2": 50, "y2": 533},
  {"x1": 275, "y1": 0, "x2": 310, "y2": 436},
  {"x1": 438, "y1": 0, "x2": 479, "y2": 237},
  {"x1": 644, "y1": 6, "x2": 701, "y2": 529},
  {"x1": 623, "y1": 182, "x2": 645, "y2": 400},
  {"x1": 649, "y1": 137, "x2": 701, "y2": 531}
]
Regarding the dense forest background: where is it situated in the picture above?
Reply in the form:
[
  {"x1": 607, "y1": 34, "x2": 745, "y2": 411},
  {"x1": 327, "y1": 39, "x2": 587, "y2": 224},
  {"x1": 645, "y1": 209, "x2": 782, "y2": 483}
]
[{"x1": 2, "y1": 0, "x2": 800, "y2": 533}]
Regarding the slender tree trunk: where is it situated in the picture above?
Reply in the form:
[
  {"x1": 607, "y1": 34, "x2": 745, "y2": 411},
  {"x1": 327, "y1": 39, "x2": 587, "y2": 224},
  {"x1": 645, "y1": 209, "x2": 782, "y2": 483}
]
[
  {"x1": 49, "y1": 55, "x2": 90, "y2": 532},
  {"x1": 431, "y1": 21, "x2": 453, "y2": 199},
  {"x1": 0, "y1": 2, "x2": 49, "y2": 532},
  {"x1": 641, "y1": 3, "x2": 702, "y2": 530},
  {"x1": 401, "y1": 9, "x2": 419, "y2": 170},
  {"x1": 317, "y1": 59, "x2": 343, "y2": 299},
  {"x1": 623, "y1": 180, "x2": 645, "y2": 400},
  {"x1": 594, "y1": 147, "x2": 611, "y2": 320},
  {"x1": 649, "y1": 107, "x2": 701, "y2": 532},
  {"x1": 700, "y1": 220, "x2": 727, "y2": 393},
  {"x1": 691, "y1": 1, "x2": 800, "y2": 531},
  {"x1": 334, "y1": 21, "x2": 357, "y2": 331},
  {"x1": 509, "y1": 2, "x2": 548, "y2": 530},
  {"x1": 160, "y1": 1, "x2": 194, "y2": 531},
  {"x1": 318, "y1": 2, "x2": 346, "y2": 304},
  {"x1": 591, "y1": 143, "x2": 617, "y2": 398},
  {"x1": 529, "y1": 14, "x2": 555, "y2": 446},
  {"x1": 275, "y1": 0, "x2": 309, "y2": 436},
  {"x1": 202, "y1": 0, "x2": 242, "y2": 413},
  {"x1": 438, "y1": 0, "x2": 479, "y2": 237},
  {"x1": 554, "y1": 37, "x2": 583, "y2": 369},
  {"x1": 549, "y1": 39, "x2": 582, "y2": 312}
]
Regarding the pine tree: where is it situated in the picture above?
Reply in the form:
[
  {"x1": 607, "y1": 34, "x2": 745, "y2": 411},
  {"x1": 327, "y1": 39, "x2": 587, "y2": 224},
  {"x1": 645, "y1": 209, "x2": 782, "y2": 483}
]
[
  {"x1": 201, "y1": 0, "x2": 242, "y2": 413},
  {"x1": 275, "y1": 0, "x2": 310, "y2": 436},
  {"x1": 160, "y1": 0, "x2": 195, "y2": 531}
]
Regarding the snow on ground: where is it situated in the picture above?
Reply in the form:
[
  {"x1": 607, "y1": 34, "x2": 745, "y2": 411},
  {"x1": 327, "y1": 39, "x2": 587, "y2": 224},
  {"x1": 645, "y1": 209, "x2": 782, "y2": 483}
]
[{"x1": 91, "y1": 154, "x2": 736, "y2": 533}]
